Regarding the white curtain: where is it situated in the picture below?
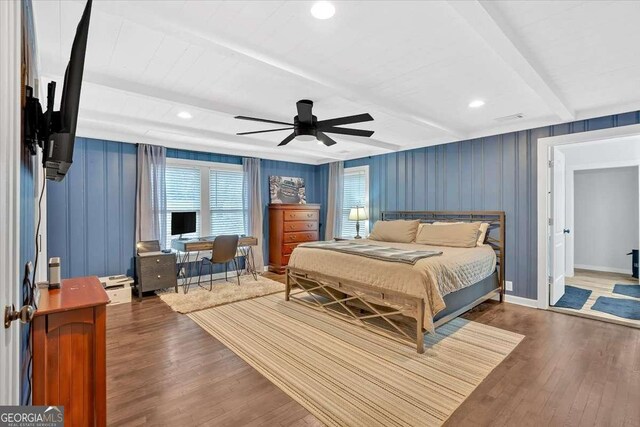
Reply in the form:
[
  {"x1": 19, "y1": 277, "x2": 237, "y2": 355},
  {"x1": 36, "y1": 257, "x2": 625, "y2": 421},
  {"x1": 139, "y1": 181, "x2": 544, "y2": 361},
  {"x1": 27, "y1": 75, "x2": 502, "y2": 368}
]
[
  {"x1": 243, "y1": 157, "x2": 265, "y2": 273},
  {"x1": 325, "y1": 161, "x2": 344, "y2": 240},
  {"x1": 136, "y1": 144, "x2": 167, "y2": 246}
]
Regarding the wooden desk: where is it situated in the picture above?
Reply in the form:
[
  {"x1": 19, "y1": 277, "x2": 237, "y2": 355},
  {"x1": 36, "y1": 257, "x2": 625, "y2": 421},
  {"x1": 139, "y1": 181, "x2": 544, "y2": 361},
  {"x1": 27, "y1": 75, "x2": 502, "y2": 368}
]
[
  {"x1": 171, "y1": 235, "x2": 258, "y2": 252},
  {"x1": 32, "y1": 276, "x2": 109, "y2": 427},
  {"x1": 171, "y1": 236, "x2": 259, "y2": 292}
]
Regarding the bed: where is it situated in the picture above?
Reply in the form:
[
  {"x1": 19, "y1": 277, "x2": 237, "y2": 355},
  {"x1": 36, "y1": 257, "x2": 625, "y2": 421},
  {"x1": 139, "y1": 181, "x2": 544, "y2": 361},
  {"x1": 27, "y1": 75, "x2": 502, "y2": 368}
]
[{"x1": 284, "y1": 211, "x2": 505, "y2": 353}]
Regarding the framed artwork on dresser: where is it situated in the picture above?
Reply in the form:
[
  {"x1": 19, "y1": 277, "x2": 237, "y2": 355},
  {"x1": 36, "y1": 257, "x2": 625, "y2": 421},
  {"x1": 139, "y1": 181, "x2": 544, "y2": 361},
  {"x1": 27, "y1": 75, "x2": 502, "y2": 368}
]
[{"x1": 269, "y1": 176, "x2": 306, "y2": 204}]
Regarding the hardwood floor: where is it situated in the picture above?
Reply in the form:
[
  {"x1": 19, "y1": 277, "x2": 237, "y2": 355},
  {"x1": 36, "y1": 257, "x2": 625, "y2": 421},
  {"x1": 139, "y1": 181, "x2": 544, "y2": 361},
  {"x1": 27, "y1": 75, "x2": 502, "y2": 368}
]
[
  {"x1": 558, "y1": 269, "x2": 640, "y2": 328},
  {"x1": 106, "y1": 273, "x2": 640, "y2": 427}
]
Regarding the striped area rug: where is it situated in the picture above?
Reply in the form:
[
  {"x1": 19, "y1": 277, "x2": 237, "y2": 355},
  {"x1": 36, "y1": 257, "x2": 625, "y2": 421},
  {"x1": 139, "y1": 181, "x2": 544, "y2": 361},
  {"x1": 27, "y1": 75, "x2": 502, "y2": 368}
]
[{"x1": 189, "y1": 293, "x2": 523, "y2": 427}]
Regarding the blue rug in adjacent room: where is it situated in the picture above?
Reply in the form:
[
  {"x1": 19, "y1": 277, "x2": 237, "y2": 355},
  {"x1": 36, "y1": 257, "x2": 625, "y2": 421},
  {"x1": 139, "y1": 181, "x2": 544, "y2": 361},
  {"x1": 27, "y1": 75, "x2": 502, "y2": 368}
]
[
  {"x1": 592, "y1": 296, "x2": 640, "y2": 320},
  {"x1": 553, "y1": 285, "x2": 592, "y2": 310},
  {"x1": 612, "y1": 284, "x2": 640, "y2": 299}
]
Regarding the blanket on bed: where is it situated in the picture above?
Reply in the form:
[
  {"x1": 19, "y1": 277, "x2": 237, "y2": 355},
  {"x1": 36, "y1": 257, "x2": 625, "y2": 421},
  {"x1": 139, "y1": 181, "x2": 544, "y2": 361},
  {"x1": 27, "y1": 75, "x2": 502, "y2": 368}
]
[{"x1": 298, "y1": 241, "x2": 442, "y2": 265}]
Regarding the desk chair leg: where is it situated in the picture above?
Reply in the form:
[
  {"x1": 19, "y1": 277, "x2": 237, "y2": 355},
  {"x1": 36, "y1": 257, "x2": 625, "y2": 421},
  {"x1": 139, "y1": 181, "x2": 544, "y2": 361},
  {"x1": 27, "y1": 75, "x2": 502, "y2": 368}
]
[
  {"x1": 208, "y1": 261, "x2": 213, "y2": 291},
  {"x1": 196, "y1": 261, "x2": 205, "y2": 292},
  {"x1": 233, "y1": 258, "x2": 241, "y2": 286}
]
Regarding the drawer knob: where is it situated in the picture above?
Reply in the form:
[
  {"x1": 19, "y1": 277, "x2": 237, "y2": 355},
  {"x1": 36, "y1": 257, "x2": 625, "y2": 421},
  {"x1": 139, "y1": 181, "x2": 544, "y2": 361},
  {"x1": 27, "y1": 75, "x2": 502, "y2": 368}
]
[
  {"x1": 307, "y1": 213, "x2": 312, "y2": 217},
  {"x1": 156, "y1": 259, "x2": 160, "y2": 263},
  {"x1": 157, "y1": 275, "x2": 161, "y2": 279}
]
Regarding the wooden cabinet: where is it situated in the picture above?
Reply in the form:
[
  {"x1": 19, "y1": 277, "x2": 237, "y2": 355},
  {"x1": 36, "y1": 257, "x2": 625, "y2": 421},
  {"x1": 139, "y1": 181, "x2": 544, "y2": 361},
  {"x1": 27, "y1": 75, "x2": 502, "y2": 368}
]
[
  {"x1": 32, "y1": 276, "x2": 109, "y2": 427},
  {"x1": 269, "y1": 203, "x2": 321, "y2": 274}
]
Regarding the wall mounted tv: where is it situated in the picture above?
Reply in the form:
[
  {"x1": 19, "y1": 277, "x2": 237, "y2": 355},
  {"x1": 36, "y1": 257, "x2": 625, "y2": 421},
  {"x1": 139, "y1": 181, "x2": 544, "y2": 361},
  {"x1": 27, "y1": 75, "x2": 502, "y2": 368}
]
[{"x1": 24, "y1": 0, "x2": 92, "y2": 181}]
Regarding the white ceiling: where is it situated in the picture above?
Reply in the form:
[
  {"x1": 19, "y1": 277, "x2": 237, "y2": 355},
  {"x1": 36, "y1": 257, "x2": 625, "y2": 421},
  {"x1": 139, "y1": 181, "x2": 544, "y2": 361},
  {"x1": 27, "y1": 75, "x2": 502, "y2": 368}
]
[{"x1": 32, "y1": 0, "x2": 640, "y2": 164}]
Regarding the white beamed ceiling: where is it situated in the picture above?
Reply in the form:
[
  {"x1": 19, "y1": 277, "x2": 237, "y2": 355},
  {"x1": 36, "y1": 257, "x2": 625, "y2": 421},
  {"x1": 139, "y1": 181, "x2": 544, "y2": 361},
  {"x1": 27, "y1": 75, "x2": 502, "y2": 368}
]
[{"x1": 33, "y1": 0, "x2": 640, "y2": 164}]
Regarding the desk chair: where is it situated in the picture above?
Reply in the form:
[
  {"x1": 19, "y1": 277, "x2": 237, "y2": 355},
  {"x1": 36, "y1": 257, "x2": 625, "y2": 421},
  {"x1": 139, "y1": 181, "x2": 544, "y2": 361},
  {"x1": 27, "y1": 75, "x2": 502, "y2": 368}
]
[{"x1": 197, "y1": 235, "x2": 240, "y2": 290}]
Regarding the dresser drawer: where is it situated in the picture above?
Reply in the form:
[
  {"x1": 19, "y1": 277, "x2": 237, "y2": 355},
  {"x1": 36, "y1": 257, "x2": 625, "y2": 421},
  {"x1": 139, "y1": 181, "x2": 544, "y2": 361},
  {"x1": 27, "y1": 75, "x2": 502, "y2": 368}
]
[
  {"x1": 283, "y1": 221, "x2": 318, "y2": 232},
  {"x1": 283, "y1": 243, "x2": 300, "y2": 255},
  {"x1": 284, "y1": 231, "x2": 318, "y2": 243},
  {"x1": 284, "y1": 210, "x2": 319, "y2": 221}
]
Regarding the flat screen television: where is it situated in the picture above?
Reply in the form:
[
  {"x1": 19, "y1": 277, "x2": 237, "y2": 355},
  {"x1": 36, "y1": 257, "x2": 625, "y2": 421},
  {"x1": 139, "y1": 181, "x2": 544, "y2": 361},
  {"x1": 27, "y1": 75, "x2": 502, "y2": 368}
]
[
  {"x1": 171, "y1": 212, "x2": 197, "y2": 237},
  {"x1": 24, "y1": 0, "x2": 92, "y2": 181}
]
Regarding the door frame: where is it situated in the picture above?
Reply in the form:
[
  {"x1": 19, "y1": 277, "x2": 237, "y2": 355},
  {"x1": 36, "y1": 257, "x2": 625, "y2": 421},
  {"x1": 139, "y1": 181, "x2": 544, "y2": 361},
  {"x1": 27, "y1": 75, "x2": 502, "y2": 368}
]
[
  {"x1": 537, "y1": 123, "x2": 640, "y2": 309},
  {"x1": 566, "y1": 161, "x2": 640, "y2": 277},
  {"x1": 0, "y1": 0, "x2": 23, "y2": 405}
]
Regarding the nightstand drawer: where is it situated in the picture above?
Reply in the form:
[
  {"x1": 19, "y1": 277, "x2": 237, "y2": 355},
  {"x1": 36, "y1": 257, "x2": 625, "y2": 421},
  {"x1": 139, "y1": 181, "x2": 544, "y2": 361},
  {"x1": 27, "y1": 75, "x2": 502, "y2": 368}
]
[
  {"x1": 283, "y1": 221, "x2": 318, "y2": 232},
  {"x1": 284, "y1": 231, "x2": 318, "y2": 243},
  {"x1": 136, "y1": 254, "x2": 177, "y2": 292},
  {"x1": 284, "y1": 210, "x2": 319, "y2": 221}
]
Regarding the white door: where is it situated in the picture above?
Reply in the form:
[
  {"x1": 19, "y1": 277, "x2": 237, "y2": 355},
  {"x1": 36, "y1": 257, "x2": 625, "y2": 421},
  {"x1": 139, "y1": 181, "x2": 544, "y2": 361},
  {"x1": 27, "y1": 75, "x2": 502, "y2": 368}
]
[
  {"x1": 1, "y1": 0, "x2": 23, "y2": 404},
  {"x1": 550, "y1": 147, "x2": 567, "y2": 305}
]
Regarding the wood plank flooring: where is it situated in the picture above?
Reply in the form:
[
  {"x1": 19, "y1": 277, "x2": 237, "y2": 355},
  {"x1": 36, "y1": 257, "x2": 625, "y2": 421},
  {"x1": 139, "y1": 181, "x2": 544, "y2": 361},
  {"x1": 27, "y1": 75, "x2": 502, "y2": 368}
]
[
  {"x1": 106, "y1": 273, "x2": 640, "y2": 427},
  {"x1": 558, "y1": 269, "x2": 640, "y2": 328}
]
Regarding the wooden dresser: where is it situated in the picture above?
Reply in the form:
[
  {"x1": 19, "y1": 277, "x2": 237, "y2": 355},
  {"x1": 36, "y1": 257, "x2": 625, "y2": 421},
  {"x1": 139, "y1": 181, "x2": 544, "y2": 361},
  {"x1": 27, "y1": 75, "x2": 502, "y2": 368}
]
[
  {"x1": 269, "y1": 203, "x2": 321, "y2": 273},
  {"x1": 33, "y1": 276, "x2": 109, "y2": 427}
]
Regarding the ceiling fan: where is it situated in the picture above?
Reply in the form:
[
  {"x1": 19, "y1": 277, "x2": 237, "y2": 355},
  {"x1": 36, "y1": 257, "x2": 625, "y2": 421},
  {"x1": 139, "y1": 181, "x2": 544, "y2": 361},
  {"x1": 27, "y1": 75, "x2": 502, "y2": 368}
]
[{"x1": 234, "y1": 99, "x2": 374, "y2": 147}]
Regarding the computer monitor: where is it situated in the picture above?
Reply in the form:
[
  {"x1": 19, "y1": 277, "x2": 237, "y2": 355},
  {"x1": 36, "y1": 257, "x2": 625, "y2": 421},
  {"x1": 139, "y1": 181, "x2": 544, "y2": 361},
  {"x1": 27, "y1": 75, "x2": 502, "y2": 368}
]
[{"x1": 171, "y1": 212, "x2": 196, "y2": 237}]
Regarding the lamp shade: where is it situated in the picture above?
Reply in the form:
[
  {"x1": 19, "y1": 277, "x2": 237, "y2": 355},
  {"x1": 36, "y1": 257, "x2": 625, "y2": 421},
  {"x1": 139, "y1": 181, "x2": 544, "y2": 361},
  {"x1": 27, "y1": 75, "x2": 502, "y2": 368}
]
[{"x1": 348, "y1": 206, "x2": 368, "y2": 221}]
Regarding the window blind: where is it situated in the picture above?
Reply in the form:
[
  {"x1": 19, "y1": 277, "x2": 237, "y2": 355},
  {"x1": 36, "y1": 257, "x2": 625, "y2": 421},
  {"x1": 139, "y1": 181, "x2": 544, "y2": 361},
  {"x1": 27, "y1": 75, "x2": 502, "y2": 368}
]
[
  {"x1": 209, "y1": 169, "x2": 247, "y2": 236},
  {"x1": 341, "y1": 168, "x2": 368, "y2": 238},
  {"x1": 165, "y1": 165, "x2": 201, "y2": 247}
]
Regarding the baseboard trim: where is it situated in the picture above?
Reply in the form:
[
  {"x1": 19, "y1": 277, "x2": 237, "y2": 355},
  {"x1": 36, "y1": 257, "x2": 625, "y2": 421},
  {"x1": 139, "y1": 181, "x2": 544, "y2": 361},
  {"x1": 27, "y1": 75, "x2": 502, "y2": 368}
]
[
  {"x1": 574, "y1": 264, "x2": 630, "y2": 275},
  {"x1": 492, "y1": 294, "x2": 538, "y2": 308}
]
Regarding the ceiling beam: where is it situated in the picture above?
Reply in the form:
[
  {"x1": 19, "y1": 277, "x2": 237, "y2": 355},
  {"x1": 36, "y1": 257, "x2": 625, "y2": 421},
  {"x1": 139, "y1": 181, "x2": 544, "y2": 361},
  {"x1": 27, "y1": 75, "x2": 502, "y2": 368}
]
[
  {"x1": 78, "y1": 109, "x2": 350, "y2": 162},
  {"x1": 92, "y1": 2, "x2": 466, "y2": 140},
  {"x1": 42, "y1": 68, "x2": 402, "y2": 153},
  {"x1": 76, "y1": 122, "x2": 332, "y2": 165},
  {"x1": 448, "y1": 1, "x2": 574, "y2": 122}
]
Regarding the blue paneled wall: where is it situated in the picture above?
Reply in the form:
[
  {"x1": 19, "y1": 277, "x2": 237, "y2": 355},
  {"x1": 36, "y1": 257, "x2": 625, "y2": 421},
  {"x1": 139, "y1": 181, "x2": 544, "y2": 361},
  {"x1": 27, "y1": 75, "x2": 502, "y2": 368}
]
[
  {"x1": 47, "y1": 138, "x2": 137, "y2": 279},
  {"x1": 343, "y1": 111, "x2": 640, "y2": 300},
  {"x1": 47, "y1": 140, "x2": 326, "y2": 279}
]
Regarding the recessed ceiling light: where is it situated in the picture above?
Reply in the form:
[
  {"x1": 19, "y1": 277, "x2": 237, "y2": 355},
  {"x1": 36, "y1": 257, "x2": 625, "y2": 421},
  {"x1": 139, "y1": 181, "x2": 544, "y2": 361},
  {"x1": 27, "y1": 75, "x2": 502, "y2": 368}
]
[
  {"x1": 468, "y1": 100, "x2": 485, "y2": 108},
  {"x1": 177, "y1": 111, "x2": 192, "y2": 119},
  {"x1": 311, "y1": 1, "x2": 335, "y2": 19}
]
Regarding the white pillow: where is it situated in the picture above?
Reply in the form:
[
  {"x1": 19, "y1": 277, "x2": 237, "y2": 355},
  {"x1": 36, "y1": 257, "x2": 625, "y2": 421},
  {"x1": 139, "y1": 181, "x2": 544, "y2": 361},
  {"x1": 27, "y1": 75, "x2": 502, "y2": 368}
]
[{"x1": 431, "y1": 221, "x2": 490, "y2": 246}]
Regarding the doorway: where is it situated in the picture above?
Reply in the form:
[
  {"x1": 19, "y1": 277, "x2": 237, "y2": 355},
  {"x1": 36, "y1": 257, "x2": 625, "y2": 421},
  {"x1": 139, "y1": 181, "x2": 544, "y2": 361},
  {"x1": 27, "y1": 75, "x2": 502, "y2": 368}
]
[
  {"x1": 537, "y1": 126, "x2": 640, "y2": 328},
  {"x1": 555, "y1": 165, "x2": 639, "y2": 327}
]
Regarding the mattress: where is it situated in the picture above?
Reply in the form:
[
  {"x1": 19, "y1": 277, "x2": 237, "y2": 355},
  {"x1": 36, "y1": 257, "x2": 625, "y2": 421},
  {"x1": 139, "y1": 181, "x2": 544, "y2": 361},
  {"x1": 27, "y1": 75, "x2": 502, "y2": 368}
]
[{"x1": 288, "y1": 239, "x2": 497, "y2": 331}]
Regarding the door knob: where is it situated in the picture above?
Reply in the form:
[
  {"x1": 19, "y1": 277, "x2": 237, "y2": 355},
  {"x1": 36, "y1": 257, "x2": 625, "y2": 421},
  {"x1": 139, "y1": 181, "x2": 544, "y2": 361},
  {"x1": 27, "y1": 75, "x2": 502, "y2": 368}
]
[
  {"x1": 4, "y1": 304, "x2": 35, "y2": 328},
  {"x1": 563, "y1": 229, "x2": 571, "y2": 234}
]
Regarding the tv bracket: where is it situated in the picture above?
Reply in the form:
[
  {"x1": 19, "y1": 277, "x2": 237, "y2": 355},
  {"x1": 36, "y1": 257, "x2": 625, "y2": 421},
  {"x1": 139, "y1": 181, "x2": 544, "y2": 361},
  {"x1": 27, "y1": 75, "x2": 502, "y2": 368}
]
[{"x1": 24, "y1": 81, "x2": 56, "y2": 156}]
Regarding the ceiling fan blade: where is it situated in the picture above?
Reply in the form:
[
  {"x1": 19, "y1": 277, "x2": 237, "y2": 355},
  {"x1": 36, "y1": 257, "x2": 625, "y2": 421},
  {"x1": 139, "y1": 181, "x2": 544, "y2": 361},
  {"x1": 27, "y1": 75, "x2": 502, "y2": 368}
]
[
  {"x1": 317, "y1": 113, "x2": 373, "y2": 128},
  {"x1": 296, "y1": 100, "x2": 313, "y2": 124},
  {"x1": 317, "y1": 132, "x2": 337, "y2": 147},
  {"x1": 278, "y1": 132, "x2": 296, "y2": 146},
  {"x1": 319, "y1": 127, "x2": 374, "y2": 137},
  {"x1": 235, "y1": 115, "x2": 293, "y2": 126},
  {"x1": 236, "y1": 127, "x2": 293, "y2": 136}
]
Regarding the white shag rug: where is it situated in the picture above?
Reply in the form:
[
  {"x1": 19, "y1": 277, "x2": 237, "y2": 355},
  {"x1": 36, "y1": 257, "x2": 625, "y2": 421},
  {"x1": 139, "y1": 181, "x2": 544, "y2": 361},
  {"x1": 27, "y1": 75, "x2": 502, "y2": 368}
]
[{"x1": 157, "y1": 274, "x2": 285, "y2": 314}]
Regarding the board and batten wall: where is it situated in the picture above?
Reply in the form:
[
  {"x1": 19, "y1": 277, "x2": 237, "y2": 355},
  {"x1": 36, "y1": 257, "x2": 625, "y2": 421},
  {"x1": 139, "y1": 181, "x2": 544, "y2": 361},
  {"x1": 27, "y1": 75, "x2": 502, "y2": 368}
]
[
  {"x1": 343, "y1": 111, "x2": 640, "y2": 300},
  {"x1": 47, "y1": 138, "x2": 325, "y2": 279},
  {"x1": 574, "y1": 167, "x2": 639, "y2": 273}
]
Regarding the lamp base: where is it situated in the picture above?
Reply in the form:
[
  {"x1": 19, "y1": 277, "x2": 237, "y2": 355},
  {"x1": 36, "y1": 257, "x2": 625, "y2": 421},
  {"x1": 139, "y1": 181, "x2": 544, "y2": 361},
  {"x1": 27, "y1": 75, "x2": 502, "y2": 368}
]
[{"x1": 354, "y1": 235, "x2": 362, "y2": 239}]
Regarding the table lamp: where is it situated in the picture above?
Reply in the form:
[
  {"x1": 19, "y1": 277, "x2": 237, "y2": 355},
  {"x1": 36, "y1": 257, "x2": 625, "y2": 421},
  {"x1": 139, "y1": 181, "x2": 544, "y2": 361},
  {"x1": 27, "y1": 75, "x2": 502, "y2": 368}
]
[{"x1": 348, "y1": 206, "x2": 368, "y2": 239}]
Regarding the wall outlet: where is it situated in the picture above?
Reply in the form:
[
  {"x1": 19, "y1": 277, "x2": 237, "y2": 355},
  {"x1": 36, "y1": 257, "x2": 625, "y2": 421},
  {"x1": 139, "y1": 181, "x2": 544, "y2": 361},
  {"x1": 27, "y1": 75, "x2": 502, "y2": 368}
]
[{"x1": 505, "y1": 281, "x2": 513, "y2": 292}]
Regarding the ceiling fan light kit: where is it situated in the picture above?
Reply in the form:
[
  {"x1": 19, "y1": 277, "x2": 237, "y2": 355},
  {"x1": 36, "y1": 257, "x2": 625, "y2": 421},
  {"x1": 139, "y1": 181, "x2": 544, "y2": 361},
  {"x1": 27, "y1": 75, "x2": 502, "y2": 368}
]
[{"x1": 235, "y1": 99, "x2": 374, "y2": 147}]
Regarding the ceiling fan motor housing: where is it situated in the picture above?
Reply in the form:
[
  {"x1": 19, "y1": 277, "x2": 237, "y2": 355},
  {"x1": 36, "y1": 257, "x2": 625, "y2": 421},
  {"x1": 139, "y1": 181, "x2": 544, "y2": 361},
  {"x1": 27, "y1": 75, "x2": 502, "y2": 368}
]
[{"x1": 294, "y1": 115, "x2": 317, "y2": 139}]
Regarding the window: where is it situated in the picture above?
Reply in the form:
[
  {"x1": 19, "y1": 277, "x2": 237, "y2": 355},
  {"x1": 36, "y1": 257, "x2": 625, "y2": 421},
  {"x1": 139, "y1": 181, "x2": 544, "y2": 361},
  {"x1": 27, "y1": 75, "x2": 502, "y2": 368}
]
[
  {"x1": 165, "y1": 165, "x2": 201, "y2": 247},
  {"x1": 341, "y1": 165, "x2": 369, "y2": 238},
  {"x1": 164, "y1": 159, "x2": 247, "y2": 248},
  {"x1": 209, "y1": 169, "x2": 246, "y2": 236}
]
